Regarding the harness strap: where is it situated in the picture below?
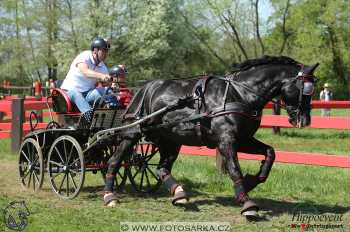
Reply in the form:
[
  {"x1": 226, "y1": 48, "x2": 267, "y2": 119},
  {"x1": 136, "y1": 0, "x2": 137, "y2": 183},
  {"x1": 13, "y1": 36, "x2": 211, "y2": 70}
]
[
  {"x1": 146, "y1": 112, "x2": 208, "y2": 131},
  {"x1": 209, "y1": 102, "x2": 262, "y2": 120}
]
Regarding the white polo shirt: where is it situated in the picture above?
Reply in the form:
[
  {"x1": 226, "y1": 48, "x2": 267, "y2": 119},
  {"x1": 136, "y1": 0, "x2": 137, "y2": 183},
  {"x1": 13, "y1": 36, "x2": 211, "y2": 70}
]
[{"x1": 61, "y1": 50, "x2": 108, "y2": 92}]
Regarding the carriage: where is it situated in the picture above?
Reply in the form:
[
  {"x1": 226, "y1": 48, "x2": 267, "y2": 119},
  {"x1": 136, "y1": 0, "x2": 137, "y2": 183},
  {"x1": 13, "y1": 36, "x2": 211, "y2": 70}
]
[{"x1": 18, "y1": 84, "x2": 163, "y2": 199}]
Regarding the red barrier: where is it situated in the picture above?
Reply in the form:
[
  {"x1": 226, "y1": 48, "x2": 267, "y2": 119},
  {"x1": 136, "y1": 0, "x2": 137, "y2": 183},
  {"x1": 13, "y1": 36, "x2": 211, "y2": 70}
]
[
  {"x1": 265, "y1": 100, "x2": 350, "y2": 109},
  {"x1": 261, "y1": 115, "x2": 350, "y2": 130},
  {"x1": 0, "y1": 97, "x2": 349, "y2": 168},
  {"x1": 180, "y1": 146, "x2": 350, "y2": 168},
  {"x1": 0, "y1": 98, "x2": 51, "y2": 118}
]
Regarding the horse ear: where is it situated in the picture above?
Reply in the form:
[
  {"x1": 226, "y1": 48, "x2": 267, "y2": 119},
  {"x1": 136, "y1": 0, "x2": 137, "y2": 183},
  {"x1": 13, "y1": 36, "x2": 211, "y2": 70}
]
[{"x1": 303, "y1": 63, "x2": 319, "y2": 75}]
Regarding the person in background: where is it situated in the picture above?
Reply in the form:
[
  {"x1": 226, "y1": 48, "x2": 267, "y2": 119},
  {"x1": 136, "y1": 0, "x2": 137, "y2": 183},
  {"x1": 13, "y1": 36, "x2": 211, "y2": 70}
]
[
  {"x1": 319, "y1": 83, "x2": 333, "y2": 117},
  {"x1": 60, "y1": 37, "x2": 111, "y2": 125}
]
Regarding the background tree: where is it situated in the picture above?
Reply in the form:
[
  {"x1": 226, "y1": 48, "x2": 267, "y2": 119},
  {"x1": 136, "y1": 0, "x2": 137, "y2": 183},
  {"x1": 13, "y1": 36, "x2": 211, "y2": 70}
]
[{"x1": 0, "y1": 0, "x2": 349, "y2": 97}]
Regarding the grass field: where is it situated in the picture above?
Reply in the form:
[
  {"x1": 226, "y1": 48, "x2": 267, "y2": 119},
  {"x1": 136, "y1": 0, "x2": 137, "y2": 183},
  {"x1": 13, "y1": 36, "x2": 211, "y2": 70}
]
[{"x1": 0, "y1": 126, "x2": 350, "y2": 231}]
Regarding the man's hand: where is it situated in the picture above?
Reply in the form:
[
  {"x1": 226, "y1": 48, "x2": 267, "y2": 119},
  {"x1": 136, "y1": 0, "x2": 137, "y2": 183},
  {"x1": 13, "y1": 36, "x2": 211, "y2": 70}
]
[{"x1": 101, "y1": 74, "x2": 111, "y2": 82}]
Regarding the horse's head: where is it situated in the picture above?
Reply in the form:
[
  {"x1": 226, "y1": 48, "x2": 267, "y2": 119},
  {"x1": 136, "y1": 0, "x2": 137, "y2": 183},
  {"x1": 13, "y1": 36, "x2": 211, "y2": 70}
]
[{"x1": 281, "y1": 63, "x2": 319, "y2": 128}]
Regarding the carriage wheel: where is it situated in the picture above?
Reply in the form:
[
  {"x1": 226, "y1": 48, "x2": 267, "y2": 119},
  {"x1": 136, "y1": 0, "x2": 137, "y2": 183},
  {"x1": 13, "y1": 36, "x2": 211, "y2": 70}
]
[
  {"x1": 18, "y1": 138, "x2": 44, "y2": 191},
  {"x1": 100, "y1": 145, "x2": 128, "y2": 192},
  {"x1": 47, "y1": 135, "x2": 85, "y2": 199},
  {"x1": 127, "y1": 141, "x2": 161, "y2": 193}
]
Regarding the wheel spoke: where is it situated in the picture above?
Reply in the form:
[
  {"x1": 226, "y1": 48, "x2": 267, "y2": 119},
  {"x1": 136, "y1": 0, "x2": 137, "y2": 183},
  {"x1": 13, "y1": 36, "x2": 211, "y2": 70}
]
[
  {"x1": 68, "y1": 173, "x2": 77, "y2": 190},
  {"x1": 27, "y1": 171, "x2": 33, "y2": 187},
  {"x1": 146, "y1": 166, "x2": 159, "y2": 180},
  {"x1": 140, "y1": 144, "x2": 144, "y2": 156},
  {"x1": 145, "y1": 153, "x2": 155, "y2": 162},
  {"x1": 144, "y1": 170, "x2": 151, "y2": 189},
  {"x1": 144, "y1": 144, "x2": 150, "y2": 158},
  {"x1": 152, "y1": 147, "x2": 159, "y2": 155},
  {"x1": 63, "y1": 140, "x2": 68, "y2": 163},
  {"x1": 54, "y1": 146, "x2": 65, "y2": 163},
  {"x1": 132, "y1": 168, "x2": 141, "y2": 179},
  {"x1": 26, "y1": 143, "x2": 32, "y2": 161},
  {"x1": 32, "y1": 154, "x2": 39, "y2": 166},
  {"x1": 21, "y1": 151, "x2": 31, "y2": 163},
  {"x1": 67, "y1": 143, "x2": 74, "y2": 165},
  {"x1": 139, "y1": 170, "x2": 145, "y2": 190},
  {"x1": 66, "y1": 173, "x2": 69, "y2": 196},
  {"x1": 117, "y1": 169, "x2": 124, "y2": 180},
  {"x1": 22, "y1": 169, "x2": 30, "y2": 180},
  {"x1": 69, "y1": 157, "x2": 80, "y2": 168},
  {"x1": 33, "y1": 172, "x2": 36, "y2": 190},
  {"x1": 33, "y1": 171, "x2": 40, "y2": 185},
  {"x1": 58, "y1": 173, "x2": 67, "y2": 194},
  {"x1": 49, "y1": 160, "x2": 65, "y2": 168}
]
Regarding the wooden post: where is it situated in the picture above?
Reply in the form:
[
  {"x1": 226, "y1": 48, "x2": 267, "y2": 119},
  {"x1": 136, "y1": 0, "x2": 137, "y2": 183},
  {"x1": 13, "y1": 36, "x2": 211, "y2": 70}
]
[
  {"x1": 216, "y1": 149, "x2": 227, "y2": 174},
  {"x1": 11, "y1": 97, "x2": 24, "y2": 153},
  {"x1": 272, "y1": 99, "x2": 281, "y2": 134}
]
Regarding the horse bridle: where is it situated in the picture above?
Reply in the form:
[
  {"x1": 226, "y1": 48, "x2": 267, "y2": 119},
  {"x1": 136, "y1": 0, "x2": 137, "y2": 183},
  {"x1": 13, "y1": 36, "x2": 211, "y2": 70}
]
[
  {"x1": 284, "y1": 71, "x2": 317, "y2": 126},
  {"x1": 222, "y1": 67, "x2": 317, "y2": 121}
]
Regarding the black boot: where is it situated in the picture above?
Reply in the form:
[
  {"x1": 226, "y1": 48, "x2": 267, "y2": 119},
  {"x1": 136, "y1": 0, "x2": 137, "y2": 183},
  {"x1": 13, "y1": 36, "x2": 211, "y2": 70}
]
[{"x1": 78, "y1": 109, "x2": 93, "y2": 129}]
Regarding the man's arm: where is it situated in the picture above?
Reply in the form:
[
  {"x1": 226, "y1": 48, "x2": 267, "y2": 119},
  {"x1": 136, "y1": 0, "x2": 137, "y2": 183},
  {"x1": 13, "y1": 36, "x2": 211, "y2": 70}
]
[{"x1": 77, "y1": 62, "x2": 110, "y2": 82}]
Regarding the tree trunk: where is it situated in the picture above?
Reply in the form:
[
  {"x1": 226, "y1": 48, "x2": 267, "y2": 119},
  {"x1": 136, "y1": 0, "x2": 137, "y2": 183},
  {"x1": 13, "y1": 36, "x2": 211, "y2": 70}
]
[
  {"x1": 15, "y1": 0, "x2": 25, "y2": 84},
  {"x1": 46, "y1": 0, "x2": 58, "y2": 81},
  {"x1": 22, "y1": 0, "x2": 41, "y2": 81},
  {"x1": 279, "y1": 0, "x2": 290, "y2": 55},
  {"x1": 65, "y1": 0, "x2": 79, "y2": 53},
  {"x1": 253, "y1": 0, "x2": 265, "y2": 55},
  {"x1": 327, "y1": 26, "x2": 348, "y2": 87}
]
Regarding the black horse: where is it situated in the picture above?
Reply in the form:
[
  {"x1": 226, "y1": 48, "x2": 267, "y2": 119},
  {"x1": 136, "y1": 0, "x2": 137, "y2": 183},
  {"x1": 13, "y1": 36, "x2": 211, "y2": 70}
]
[{"x1": 102, "y1": 56, "x2": 318, "y2": 217}]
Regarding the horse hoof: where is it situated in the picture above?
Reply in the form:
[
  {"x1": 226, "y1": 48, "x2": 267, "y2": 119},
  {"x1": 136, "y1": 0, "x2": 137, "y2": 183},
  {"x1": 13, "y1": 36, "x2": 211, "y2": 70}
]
[
  {"x1": 104, "y1": 193, "x2": 118, "y2": 207},
  {"x1": 106, "y1": 200, "x2": 118, "y2": 207},
  {"x1": 172, "y1": 196, "x2": 189, "y2": 205},
  {"x1": 172, "y1": 186, "x2": 189, "y2": 205},
  {"x1": 242, "y1": 210, "x2": 258, "y2": 216},
  {"x1": 241, "y1": 200, "x2": 259, "y2": 215}
]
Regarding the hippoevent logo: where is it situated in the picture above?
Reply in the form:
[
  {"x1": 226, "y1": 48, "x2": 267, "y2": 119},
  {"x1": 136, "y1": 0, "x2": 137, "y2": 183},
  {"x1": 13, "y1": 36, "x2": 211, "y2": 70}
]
[
  {"x1": 3, "y1": 201, "x2": 30, "y2": 231},
  {"x1": 289, "y1": 203, "x2": 344, "y2": 230}
]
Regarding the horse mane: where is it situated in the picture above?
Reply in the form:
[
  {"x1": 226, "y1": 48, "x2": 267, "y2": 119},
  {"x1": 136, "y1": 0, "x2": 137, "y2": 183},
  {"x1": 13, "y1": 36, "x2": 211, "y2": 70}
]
[{"x1": 232, "y1": 55, "x2": 300, "y2": 72}]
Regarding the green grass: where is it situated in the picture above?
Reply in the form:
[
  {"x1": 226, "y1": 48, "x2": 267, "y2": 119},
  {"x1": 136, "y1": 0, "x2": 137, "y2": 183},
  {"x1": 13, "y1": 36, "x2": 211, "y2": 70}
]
[
  {"x1": 255, "y1": 128, "x2": 350, "y2": 156},
  {"x1": 1, "y1": 121, "x2": 350, "y2": 231},
  {"x1": 0, "y1": 137, "x2": 350, "y2": 231}
]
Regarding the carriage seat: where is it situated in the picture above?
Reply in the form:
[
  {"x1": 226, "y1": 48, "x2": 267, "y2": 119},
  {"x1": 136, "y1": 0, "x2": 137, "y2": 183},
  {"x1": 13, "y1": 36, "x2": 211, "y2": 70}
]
[
  {"x1": 50, "y1": 88, "x2": 80, "y2": 114},
  {"x1": 50, "y1": 85, "x2": 133, "y2": 114}
]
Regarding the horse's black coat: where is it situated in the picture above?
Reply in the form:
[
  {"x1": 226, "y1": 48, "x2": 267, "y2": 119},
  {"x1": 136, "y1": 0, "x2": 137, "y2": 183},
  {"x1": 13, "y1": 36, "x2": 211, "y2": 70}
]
[{"x1": 104, "y1": 56, "x2": 318, "y2": 212}]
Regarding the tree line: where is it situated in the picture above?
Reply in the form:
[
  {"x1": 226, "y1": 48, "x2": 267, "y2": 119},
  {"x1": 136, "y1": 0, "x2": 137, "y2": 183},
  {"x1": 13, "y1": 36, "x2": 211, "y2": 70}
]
[{"x1": 0, "y1": 0, "x2": 349, "y2": 97}]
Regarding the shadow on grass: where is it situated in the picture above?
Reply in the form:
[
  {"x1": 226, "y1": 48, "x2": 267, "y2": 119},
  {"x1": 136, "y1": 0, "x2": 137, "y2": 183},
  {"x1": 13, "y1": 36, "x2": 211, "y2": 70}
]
[
  {"x1": 255, "y1": 198, "x2": 350, "y2": 216},
  {"x1": 192, "y1": 196, "x2": 350, "y2": 216},
  {"x1": 78, "y1": 178, "x2": 349, "y2": 221}
]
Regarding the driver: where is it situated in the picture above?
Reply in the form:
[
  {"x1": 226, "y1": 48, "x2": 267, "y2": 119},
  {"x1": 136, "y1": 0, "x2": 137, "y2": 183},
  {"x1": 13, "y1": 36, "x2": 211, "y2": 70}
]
[{"x1": 60, "y1": 37, "x2": 111, "y2": 124}]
